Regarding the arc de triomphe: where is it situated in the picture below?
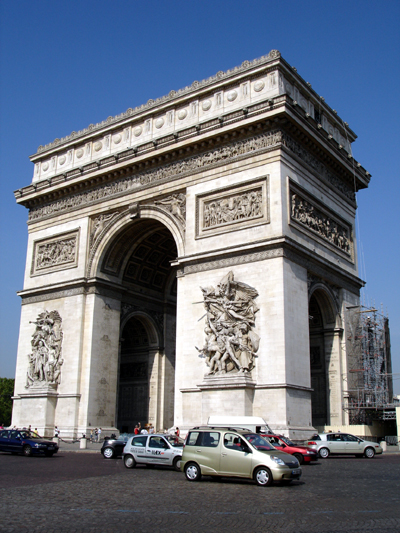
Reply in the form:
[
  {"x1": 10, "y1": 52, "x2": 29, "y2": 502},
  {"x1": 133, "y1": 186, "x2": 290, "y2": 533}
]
[{"x1": 12, "y1": 51, "x2": 370, "y2": 439}]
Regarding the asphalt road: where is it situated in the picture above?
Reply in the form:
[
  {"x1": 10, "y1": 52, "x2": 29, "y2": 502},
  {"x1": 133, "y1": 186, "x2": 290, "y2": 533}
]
[{"x1": 1, "y1": 451, "x2": 399, "y2": 532}]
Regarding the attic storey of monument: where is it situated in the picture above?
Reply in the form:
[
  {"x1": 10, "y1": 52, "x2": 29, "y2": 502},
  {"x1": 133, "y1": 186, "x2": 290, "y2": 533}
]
[{"x1": 13, "y1": 50, "x2": 370, "y2": 440}]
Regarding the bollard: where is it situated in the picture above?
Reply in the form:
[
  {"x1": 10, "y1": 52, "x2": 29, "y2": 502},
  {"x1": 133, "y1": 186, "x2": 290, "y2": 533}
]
[{"x1": 80, "y1": 437, "x2": 87, "y2": 449}]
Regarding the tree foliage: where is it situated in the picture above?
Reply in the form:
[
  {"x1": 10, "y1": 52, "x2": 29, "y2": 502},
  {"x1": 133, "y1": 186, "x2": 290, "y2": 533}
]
[{"x1": 0, "y1": 378, "x2": 15, "y2": 427}]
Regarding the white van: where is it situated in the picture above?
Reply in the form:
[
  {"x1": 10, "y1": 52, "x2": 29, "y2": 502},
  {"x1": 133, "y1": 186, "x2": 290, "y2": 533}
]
[{"x1": 207, "y1": 416, "x2": 272, "y2": 434}]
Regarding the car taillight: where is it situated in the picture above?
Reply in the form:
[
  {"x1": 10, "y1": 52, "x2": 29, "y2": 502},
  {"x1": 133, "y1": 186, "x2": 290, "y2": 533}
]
[{"x1": 307, "y1": 441, "x2": 317, "y2": 445}]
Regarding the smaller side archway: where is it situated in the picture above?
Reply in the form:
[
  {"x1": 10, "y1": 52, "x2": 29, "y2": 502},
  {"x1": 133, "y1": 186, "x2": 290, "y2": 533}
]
[{"x1": 308, "y1": 283, "x2": 343, "y2": 428}]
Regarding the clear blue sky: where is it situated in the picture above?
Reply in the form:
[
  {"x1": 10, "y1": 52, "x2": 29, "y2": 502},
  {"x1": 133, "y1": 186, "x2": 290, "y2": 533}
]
[{"x1": 1, "y1": 0, "x2": 399, "y2": 394}]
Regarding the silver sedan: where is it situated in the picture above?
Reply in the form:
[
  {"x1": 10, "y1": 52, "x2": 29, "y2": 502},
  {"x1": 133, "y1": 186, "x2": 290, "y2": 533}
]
[
  {"x1": 123, "y1": 434, "x2": 184, "y2": 470},
  {"x1": 304, "y1": 432, "x2": 383, "y2": 459}
]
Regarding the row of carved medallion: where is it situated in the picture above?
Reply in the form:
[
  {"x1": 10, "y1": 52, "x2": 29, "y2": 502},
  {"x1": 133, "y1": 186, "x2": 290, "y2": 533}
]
[{"x1": 28, "y1": 129, "x2": 354, "y2": 221}]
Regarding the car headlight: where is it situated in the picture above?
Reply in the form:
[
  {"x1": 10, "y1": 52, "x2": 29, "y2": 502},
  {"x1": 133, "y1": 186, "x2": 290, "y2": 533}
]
[{"x1": 271, "y1": 456, "x2": 286, "y2": 466}]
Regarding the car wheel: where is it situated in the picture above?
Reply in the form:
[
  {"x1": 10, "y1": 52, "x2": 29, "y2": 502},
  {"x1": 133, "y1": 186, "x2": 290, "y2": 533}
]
[
  {"x1": 319, "y1": 447, "x2": 330, "y2": 459},
  {"x1": 254, "y1": 466, "x2": 273, "y2": 487},
  {"x1": 364, "y1": 447, "x2": 375, "y2": 459},
  {"x1": 23, "y1": 445, "x2": 32, "y2": 457},
  {"x1": 293, "y1": 453, "x2": 304, "y2": 465},
  {"x1": 184, "y1": 462, "x2": 202, "y2": 482},
  {"x1": 124, "y1": 455, "x2": 136, "y2": 469},
  {"x1": 102, "y1": 447, "x2": 115, "y2": 459},
  {"x1": 44, "y1": 451, "x2": 54, "y2": 457},
  {"x1": 173, "y1": 456, "x2": 181, "y2": 472}
]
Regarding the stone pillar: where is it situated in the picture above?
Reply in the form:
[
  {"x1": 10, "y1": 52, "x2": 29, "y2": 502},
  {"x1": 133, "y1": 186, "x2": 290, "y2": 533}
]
[
  {"x1": 148, "y1": 349, "x2": 162, "y2": 431},
  {"x1": 325, "y1": 328, "x2": 343, "y2": 427}
]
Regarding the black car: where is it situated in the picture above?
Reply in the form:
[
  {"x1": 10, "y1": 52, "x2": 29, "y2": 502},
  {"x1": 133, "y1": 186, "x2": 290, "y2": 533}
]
[
  {"x1": 101, "y1": 433, "x2": 135, "y2": 459},
  {"x1": 0, "y1": 429, "x2": 59, "y2": 457}
]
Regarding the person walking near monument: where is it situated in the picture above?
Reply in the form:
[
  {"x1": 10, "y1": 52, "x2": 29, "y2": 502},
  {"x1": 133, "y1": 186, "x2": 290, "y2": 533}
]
[{"x1": 98, "y1": 428, "x2": 102, "y2": 442}]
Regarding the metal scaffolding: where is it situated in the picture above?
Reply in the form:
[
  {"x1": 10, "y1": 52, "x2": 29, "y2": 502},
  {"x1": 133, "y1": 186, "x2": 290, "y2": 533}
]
[{"x1": 344, "y1": 305, "x2": 394, "y2": 424}]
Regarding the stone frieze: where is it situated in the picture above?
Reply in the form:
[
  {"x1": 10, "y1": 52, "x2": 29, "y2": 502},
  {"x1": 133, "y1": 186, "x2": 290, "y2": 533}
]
[
  {"x1": 29, "y1": 128, "x2": 354, "y2": 223},
  {"x1": 31, "y1": 230, "x2": 79, "y2": 275},
  {"x1": 196, "y1": 177, "x2": 268, "y2": 238},
  {"x1": 291, "y1": 189, "x2": 352, "y2": 255},
  {"x1": 28, "y1": 130, "x2": 282, "y2": 221},
  {"x1": 282, "y1": 133, "x2": 354, "y2": 201}
]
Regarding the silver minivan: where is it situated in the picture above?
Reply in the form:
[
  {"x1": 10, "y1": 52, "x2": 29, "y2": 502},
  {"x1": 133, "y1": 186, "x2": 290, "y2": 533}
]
[{"x1": 181, "y1": 427, "x2": 302, "y2": 486}]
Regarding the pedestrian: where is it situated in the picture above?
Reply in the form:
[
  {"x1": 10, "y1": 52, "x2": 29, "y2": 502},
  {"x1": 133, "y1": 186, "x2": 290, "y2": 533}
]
[
  {"x1": 140, "y1": 427, "x2": 148, "y2": 435},
  {"x1": 149, "y1": 424, "x2": 155, "y2": 434},
  {"x1": 175, "y1": 427, "x2": 180, "y2": 438},
  {"x1": 134, "y1": 424, "x2": 139, "y2": 435},
  {"x1": 54, "y1": 426, "x2": 60, "y2": 438},
  {"x1": 98, "y1": 428, "x2": 102, "y2": 442},
  {"x1": 90, "y1": 429, "x2": 94, "y2": 442},
  {"x1": 94, "y1": 428, "x2": 98, "y2": 441}
]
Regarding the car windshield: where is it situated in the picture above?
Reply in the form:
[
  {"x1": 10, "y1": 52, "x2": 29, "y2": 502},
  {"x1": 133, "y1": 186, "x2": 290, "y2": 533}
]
[
  {"x1": 19, "y1": 431, "x2": 40, "y2": 439},
  {"x1": 118, "y1": 433, "x2": 135, "y2": 441},
  {"x1": 280, "y1": 436, "x2": 295, "y2": 446},
  {"x1": 164, "y1": 435, "x2": 184, "y2": 447},
  {"x1": 243, "y1": 433, "x2": 275, "y2": 451}
]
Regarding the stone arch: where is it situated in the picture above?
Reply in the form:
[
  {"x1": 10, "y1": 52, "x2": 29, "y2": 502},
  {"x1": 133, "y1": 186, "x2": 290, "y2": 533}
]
[
  {"x1": 308, "y1": 282, "x2": 343, "y2": 428},
  {"x1": 120, "y1": 309, "x2": 161, "y2": 349},
  {"x1": 87, "y1": 209, "x2": 180, "y2": 434},
  {"x1": 87, "y1": 204, "x2": 185, "y2": 280}
]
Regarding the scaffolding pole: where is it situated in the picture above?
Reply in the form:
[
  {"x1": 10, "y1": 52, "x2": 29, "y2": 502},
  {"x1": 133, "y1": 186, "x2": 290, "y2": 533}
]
[{"x1": 344, "y1": 305, "x2": 393, "y2": 424}]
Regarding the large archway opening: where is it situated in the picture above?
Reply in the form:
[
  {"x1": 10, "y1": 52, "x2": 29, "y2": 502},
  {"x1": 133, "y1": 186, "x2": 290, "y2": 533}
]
[
  {"x1": 308, "y1": 287, "x2": 339, "y2": 428},
  {"x1": 309, "y1": 294, "x2": 328, "y2": 426},
  {"x1": 100, "y1": 218, "x2": 178, "y2": 433}
]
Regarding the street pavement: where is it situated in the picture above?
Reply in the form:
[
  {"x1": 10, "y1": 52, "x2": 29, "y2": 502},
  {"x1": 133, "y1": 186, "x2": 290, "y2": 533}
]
[{"x1": 1, "y1": 448, "x2": 399, "y2": 532}]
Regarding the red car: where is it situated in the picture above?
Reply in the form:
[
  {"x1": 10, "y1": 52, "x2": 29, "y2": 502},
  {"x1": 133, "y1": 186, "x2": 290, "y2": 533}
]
[{"x1": 262, "y1": 434, "x2": 318, "y2": 464}]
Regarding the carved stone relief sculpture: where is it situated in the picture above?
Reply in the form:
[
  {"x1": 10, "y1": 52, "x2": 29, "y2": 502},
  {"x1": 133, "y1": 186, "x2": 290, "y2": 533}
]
[
  {"x1": 90, "y1": 212, "x2": 120, "y2": 248},
  {"x1": 291, "y1": 191, "x2": 352, "y2": 255},
  {"x1": 25, "y1": 310, "x2": 64, "y2": 389},
  {"x1": 196, "y1": 271, "x2": 260, "y2": 376},
  {"x1": 154, "y1": 193, "x2": 186, "y2": 227},
  {"x1": 31, "y1": 231, "x2": 79, "y2": 276},
  {"x1": 203, "y1": 188, "x2": 263, "y2": 229},
  {"x1": 196, "y1": 177, "x2": 268, "y2": 238}
]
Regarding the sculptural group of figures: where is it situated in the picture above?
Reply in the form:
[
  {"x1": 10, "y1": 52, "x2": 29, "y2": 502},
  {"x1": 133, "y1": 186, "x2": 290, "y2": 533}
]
[
  {"x1": 36, "y1": 238, "x2": 76, "y2": 269},
  {"x1": 26, "y1": 310, "x2": 64, "y2": 388},
  {"x1": 291, "y1": 194, "x2": 351, "y2": 253},
  {"x1": 203, "y1": 189, "x2": 263, "y2": 228},
  {"x1": 197, "y1": 271, "x2": 260, "y2": 375}
]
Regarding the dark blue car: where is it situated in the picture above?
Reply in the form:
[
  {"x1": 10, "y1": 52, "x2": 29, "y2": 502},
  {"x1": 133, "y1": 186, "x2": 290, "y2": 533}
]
[{"x1": 0, "y1": 429, "x2": 59, "y2": 457}]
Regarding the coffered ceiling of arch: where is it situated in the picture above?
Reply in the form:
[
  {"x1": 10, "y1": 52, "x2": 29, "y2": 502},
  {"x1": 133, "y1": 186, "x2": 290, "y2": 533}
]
[{"x1": 102, "y1": 219, "x2": 177, "y2": 294}]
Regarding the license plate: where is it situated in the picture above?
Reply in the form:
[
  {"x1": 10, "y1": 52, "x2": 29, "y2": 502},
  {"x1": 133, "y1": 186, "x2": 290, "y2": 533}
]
[{"x1": 292, "y1": 468, "x2": 301, "y2": 475}]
